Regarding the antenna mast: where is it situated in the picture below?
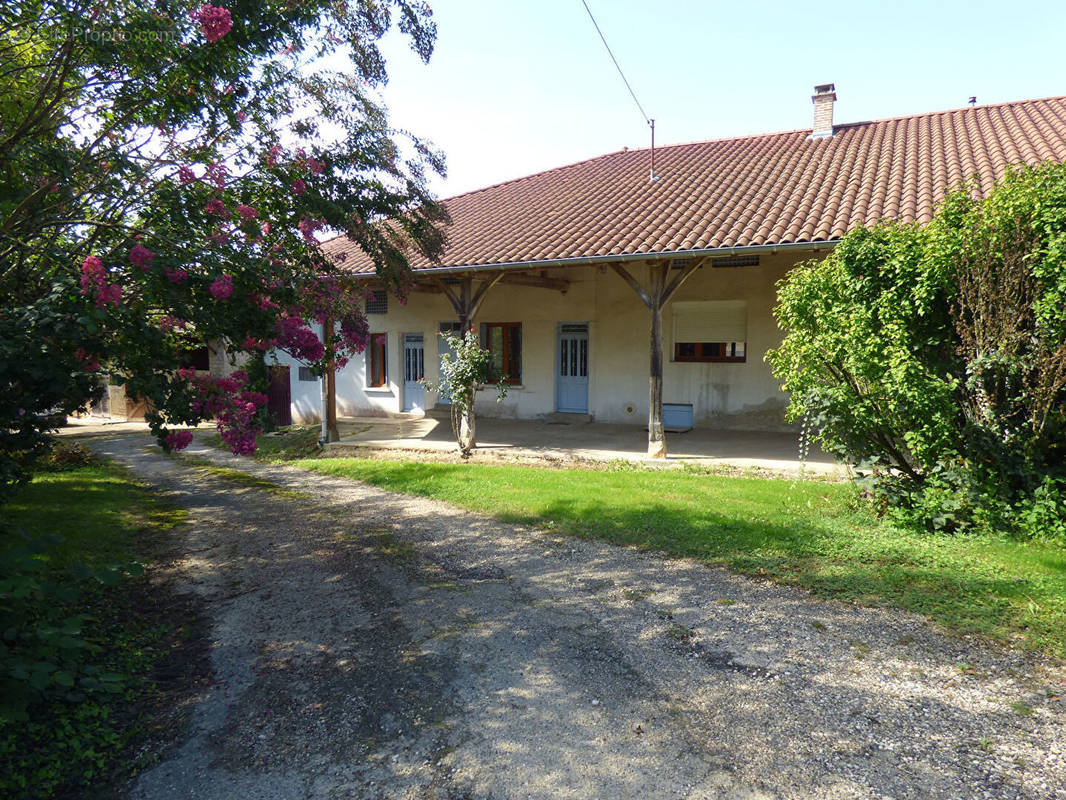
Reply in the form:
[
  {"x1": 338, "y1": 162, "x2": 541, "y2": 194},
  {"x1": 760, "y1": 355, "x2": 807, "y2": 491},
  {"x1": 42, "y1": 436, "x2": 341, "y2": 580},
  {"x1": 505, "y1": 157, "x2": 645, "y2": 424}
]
[{"x1": 580, "y1": 0, "x2": 658, "y2": 182}]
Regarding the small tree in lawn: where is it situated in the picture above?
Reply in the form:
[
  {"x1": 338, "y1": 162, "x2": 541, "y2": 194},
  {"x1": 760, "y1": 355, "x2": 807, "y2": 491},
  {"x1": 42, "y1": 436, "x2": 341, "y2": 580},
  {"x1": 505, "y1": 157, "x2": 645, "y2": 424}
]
[{"x1": 422, "y1": 330, "x2": 508, "y2": 458}]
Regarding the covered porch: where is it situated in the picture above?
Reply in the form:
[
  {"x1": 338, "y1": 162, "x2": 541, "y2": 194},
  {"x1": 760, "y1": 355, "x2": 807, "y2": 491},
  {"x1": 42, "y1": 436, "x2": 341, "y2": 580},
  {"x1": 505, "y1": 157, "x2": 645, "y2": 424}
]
[{"x1": 324, "y1": 415, "x2": 845, "y2": 476}]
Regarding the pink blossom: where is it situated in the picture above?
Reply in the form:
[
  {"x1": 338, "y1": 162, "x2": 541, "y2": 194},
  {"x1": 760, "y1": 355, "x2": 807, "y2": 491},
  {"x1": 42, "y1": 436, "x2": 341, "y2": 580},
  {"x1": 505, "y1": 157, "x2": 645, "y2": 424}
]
[
  {"x1": 297, "y1": 216, "x2": 324, "y2": 243},
  {"x1": 205, "y1": 198, "x2": 226, "y2": 216},
  {"x1": 99, "y1": 284, "x2": 122, "y2": 308},
  {"x1": 291, "y1": 178, "x2": 306, "y2": 195},
  {"x1": 210, "y1": 273, "x2": 234, "y2": 300},
  {"x1": 191, "y1": 5, "x2": 233, "y2": 43},
  {"x1": 236, "y1": 204, "x2": 257, "y2": 219},
  {"x1": 166, "y1": 430, "x2": 194, "y2": 451},
  {"x1": 275, "y1": 315, "x2": 324, "y2": 361},
  {"x1": 206, "y1": 160, "x2": 227, "y2": 189},
  {"x1": 79, "y1": 255, "x2": 105, "y2": 295},
  {"x1": 252, "y1": 292, "x2": 277, "y2": 310},
  {"x1": 165, "y1": 268, "x2": 189, "y2": 284},
  {"x1": 79, "y1": 255, "x2": 121, "y2": 308},
  {"x1": 159, "y1": 315, "x2": 185, "y2": 332},
  {"x1": 209, "y1": 229, "x2": 230, "y2": 246},
  {"x1": 266, "y1": 145, "x2": 283, "y2": 167},
  {"x1": 236, "y1": 111, "x2": 246, "y2": 122},
  {"x1": 74, "y1": 348, "x2": 101, "y2": 371},
  {"x1": 130, "y1": 243, "x2": 155, "y2": 270},
  {"x1": 177, "y1": 165, "x2": 197, "y2": 185},
  {"x1": 178, "y1": 369, "x2": 268, "y2": 455}
]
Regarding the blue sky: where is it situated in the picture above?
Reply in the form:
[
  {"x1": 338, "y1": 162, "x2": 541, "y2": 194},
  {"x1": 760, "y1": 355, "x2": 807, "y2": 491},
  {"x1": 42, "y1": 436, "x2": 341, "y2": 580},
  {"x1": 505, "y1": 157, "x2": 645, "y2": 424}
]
[{"x1": 375, "y1": 0, "x2": 1066, "y2": 197}]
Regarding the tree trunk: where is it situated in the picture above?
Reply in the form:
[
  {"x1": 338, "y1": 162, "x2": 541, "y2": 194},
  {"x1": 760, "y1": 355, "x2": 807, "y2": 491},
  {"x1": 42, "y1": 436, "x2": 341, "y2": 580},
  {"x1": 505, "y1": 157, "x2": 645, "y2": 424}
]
[
  {"x1": 648, "y1": 303, "x2": 666, "y2": 458},
  {"x1": 323, "y1": 317, "x2": 339, "y2": 442},
  {"x1": 453, "y1": 386, "x2": 476, "y2": 458}
]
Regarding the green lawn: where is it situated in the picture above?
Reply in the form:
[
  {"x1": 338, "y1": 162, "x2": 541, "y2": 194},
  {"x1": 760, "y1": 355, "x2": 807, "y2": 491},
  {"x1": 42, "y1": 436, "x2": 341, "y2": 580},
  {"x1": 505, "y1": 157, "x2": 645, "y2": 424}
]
[
  {"x1": 1, "y1": 461, "x2": 191, "y2": 799},
  {"x1": 294, "y1": 457, "x2": 1066, "y2": 659}
]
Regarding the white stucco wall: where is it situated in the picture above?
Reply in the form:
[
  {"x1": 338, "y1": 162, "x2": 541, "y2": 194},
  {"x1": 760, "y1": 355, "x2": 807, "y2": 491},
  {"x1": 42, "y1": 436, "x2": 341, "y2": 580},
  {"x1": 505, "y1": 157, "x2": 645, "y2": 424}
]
[{"x1": 270, "y1": 249, "x2": 825, "y2": 429}]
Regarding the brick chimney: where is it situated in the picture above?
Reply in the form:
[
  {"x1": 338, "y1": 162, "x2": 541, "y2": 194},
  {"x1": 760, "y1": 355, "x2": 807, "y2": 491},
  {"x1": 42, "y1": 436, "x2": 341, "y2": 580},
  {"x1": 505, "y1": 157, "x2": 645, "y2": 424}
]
[{"x1": 811, "y1": 83, "x2": 836, "y2": 138}]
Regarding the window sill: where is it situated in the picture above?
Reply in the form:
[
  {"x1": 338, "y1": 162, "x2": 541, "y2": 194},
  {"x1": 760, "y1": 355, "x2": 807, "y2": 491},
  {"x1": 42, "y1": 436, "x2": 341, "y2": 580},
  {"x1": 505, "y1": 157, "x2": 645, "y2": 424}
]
[
  {"x1": 364, "y1": 386, "x2": 394, "y2": 395},
  {"x1": 673, "y1": 359, "x2": 747, "y2": 364}
]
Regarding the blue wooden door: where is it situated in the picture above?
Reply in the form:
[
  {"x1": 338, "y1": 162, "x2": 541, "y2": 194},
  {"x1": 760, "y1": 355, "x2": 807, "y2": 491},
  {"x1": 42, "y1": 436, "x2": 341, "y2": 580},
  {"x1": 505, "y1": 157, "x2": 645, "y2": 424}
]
[
  {"x1": 402, "y1": 334, "x2": 425, "y2": 412},
  {"x1": 556, "y1": 324, "x2": 589, "y2": 413}
]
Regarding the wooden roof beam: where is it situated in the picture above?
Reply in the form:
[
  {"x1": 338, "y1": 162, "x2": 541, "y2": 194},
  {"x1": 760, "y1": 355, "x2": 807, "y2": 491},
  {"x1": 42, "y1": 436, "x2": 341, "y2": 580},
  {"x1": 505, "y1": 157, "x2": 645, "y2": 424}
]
[{"x1": 498, "y1": 271, "x2": 569, "y2": 293}]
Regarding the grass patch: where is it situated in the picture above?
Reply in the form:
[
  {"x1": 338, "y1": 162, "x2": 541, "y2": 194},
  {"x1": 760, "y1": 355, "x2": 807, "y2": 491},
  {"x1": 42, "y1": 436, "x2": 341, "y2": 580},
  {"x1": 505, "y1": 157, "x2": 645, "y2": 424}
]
[
  {"x1": 1010, "y1": 701, "x2": 1034, "y2": 716},
  {"x1": 290, "y1": 457, "x2": 1066, "y2": 659},
  {"x1": 1, "y1": 462, "x2": 198, "y2": 798},
  {"x1": 178, "y1": 455, "x2": 310, "y2": 500},
  {"x1": 207, "y1": 426, "x2": 321, "y2": 463}
]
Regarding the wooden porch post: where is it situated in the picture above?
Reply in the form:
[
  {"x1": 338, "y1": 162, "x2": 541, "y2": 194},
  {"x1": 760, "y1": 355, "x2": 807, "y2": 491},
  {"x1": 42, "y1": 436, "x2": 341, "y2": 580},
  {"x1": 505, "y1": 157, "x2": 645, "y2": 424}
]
[
  {"x1": 611, "y1": 258, "x2": 705, "y2": 458},
  {"x1": 322, "y1": 316, "x2": 339, "y2": 442}
]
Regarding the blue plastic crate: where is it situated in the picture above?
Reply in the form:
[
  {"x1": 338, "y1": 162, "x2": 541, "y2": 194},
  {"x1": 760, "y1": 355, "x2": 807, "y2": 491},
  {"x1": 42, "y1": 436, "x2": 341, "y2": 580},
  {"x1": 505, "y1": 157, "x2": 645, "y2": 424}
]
[{"x1": 662, "y1": 402, "x2": 693, "y2": 433}]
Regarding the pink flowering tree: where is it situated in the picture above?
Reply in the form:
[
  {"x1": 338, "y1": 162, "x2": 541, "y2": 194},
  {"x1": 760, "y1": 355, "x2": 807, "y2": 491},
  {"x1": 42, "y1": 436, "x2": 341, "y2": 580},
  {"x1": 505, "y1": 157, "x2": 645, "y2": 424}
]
[{"x1": 0, "y1": 0, "x2": 448, "y2": 496}]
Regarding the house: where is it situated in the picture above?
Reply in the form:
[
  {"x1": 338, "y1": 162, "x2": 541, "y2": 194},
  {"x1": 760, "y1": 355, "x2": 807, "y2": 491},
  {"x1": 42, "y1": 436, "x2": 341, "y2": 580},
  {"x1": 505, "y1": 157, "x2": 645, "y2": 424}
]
[{"x1": 271, "y1": 87, "x2": 1066, "y2": 448}]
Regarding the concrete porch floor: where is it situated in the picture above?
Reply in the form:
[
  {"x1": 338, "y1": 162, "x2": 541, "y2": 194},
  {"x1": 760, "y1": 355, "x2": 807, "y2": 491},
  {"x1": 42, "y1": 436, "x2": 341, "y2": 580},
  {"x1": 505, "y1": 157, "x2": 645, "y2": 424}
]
[{"x1": 328, "y1": 414, "x2": 846, "y2": 476}]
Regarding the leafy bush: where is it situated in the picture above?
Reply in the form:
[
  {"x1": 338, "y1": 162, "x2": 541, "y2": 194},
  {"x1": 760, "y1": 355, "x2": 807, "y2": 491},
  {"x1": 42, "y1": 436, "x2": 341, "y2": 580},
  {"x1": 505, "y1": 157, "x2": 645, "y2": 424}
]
[
  {"x1": 769, "y1": 162, "x2": 1066, "y2": 538},
  {"x1": 38, "y1": 442, "x2": 97, "y2": 472},
  {"x1": 0, "y1": 464, "x2": 174, "y2": 799},
  {"x1": 0, "y1": 535, "x2": 141, "y2": 724}
]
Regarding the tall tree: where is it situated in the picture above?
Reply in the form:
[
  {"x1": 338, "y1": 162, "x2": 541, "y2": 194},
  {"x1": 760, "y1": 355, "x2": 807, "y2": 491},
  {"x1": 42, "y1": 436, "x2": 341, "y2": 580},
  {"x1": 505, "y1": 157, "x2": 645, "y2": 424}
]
[{"x1": 0, "y1": 0, "x2": 446, "y2": 498}]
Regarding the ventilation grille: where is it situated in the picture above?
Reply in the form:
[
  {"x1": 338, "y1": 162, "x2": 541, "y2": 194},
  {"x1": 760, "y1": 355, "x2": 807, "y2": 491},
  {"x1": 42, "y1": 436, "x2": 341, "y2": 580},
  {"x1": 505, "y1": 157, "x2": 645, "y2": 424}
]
[
  {"x1": 366, "y1": 293, "x2": 388, "y2": 314},
  {"x1": 711, "y1": 254, "x2": 760, "y2": 268}
]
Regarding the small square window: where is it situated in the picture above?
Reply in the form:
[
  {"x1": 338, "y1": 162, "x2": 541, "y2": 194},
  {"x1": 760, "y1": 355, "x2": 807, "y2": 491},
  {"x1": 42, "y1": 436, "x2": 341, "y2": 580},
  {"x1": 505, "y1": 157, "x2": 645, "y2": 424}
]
[
  {"x1": 366, "y1": 293, "x2": 388, "y2": 315},
  {"x1": 298, "y1": 366, "x2": 316, "y2": 382}
]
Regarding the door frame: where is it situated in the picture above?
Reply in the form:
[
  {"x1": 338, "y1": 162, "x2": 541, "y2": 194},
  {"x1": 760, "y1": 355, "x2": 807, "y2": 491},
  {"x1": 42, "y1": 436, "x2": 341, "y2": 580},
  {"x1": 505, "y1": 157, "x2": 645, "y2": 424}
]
[
  {"x1": 555, "y1": 321, "x2": 590, "y2": 414},
  {"x1": 401, "y1": 333, "x2": 425, "y2": 412},
  {"x1": 267, "y1": 364, "x2": 292, "y2": 427}
]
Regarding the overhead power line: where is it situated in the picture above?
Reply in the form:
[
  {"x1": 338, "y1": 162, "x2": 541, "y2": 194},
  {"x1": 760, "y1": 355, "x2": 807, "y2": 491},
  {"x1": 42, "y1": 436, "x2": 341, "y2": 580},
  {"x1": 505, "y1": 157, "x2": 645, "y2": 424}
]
[{"x1": 579, "y1": 0, "x2": 658, "y2": 181}]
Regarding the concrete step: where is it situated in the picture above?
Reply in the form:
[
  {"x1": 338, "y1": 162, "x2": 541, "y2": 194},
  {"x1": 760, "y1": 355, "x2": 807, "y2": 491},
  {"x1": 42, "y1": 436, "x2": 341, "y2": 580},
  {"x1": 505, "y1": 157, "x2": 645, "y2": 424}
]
[{"x1": 542, "y1": 412, "x2": 593, "y2": 425}]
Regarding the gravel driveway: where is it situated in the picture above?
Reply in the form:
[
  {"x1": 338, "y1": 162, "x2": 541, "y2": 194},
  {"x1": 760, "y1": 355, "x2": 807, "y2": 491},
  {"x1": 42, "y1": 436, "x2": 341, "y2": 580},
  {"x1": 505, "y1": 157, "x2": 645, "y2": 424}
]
[{"x1": 90, "y1": 435, "x2": 1065, "y2": 800}]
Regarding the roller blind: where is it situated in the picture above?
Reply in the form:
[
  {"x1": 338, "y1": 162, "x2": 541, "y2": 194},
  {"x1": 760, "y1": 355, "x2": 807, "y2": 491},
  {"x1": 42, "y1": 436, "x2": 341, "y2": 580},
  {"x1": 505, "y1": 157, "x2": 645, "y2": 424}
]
[{"x1": 672, "y1": 300, "x2": 747, "y2": 342}]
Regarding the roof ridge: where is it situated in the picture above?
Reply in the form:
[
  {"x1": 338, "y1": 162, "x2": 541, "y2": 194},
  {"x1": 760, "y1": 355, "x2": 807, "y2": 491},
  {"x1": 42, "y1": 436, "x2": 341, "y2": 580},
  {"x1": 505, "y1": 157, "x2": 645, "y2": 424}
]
[
  {"x1": 435, "y1": 94, "x2": 1066, "y2": 205},
  {"x1": 319, "y1": 93, "x2": 1066, "y2": 269}
]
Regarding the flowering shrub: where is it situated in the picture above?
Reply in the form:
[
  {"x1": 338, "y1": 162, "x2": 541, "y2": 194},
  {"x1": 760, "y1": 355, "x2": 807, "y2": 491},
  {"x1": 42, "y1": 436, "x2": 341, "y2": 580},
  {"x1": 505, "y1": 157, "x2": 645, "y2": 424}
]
[
  {"x1": 175, "y1": 370, "x2": 267, "y2": 455},
  {"x1": 1, "y1": 0, "x2": 447, "y2": 499}
]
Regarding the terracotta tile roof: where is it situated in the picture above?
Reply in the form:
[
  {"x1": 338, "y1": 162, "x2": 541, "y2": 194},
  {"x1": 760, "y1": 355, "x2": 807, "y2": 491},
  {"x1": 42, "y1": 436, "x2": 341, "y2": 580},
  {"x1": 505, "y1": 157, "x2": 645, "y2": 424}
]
[{"x1": 324, "y1": 95, "x2": 1066, "y2": 273}]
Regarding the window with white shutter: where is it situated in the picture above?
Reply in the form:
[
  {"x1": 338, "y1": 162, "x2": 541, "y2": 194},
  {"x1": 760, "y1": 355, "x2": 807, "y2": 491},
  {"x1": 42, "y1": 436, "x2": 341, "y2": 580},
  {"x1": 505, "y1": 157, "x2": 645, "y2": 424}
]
[{"x1": 671, "y1": 301, "x2": 747, "y2": 363}]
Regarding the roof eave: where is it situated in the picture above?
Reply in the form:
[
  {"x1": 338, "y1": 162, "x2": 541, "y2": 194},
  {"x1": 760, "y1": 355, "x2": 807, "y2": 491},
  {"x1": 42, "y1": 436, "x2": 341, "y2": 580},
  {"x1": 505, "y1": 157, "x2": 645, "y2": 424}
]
[{"x1": 349, "y1": 239, "x2": 840, "y2": 278}]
